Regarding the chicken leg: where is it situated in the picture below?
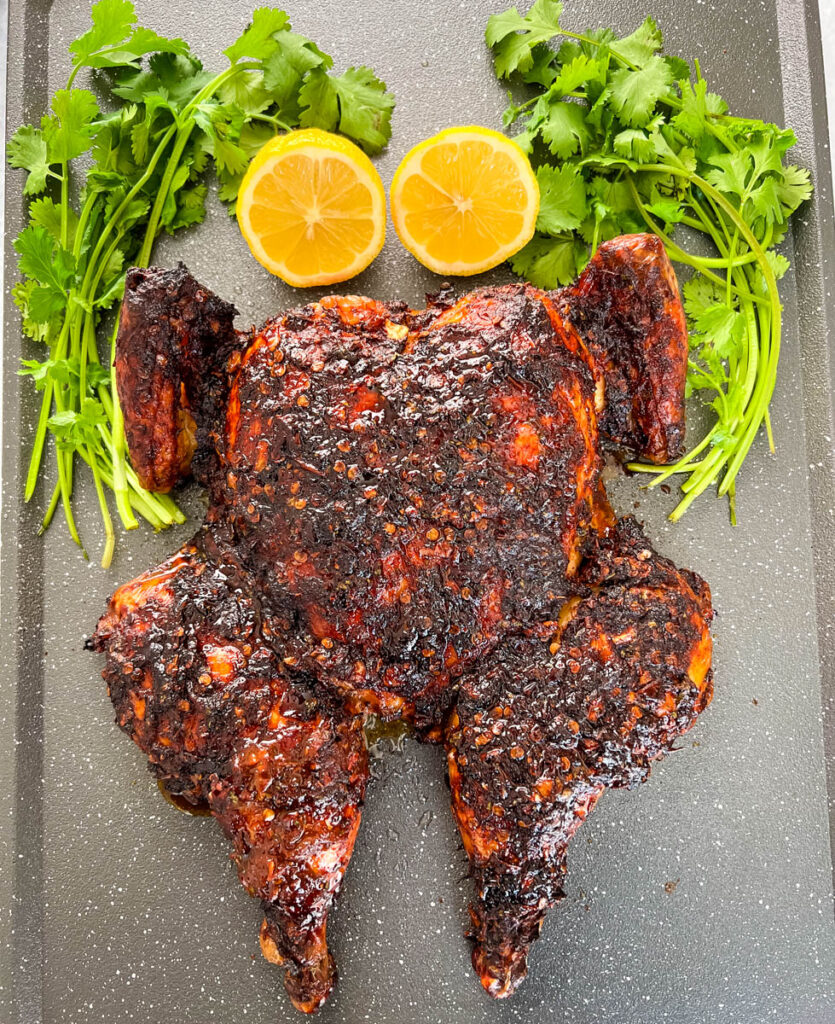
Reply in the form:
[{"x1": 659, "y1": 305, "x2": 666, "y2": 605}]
[
  {"x1": 445, "y1": 518, "x2": 713, "y2": 996},
  {"x1": 91, "y1": 531, "x2": 368, "y2": 1012}
]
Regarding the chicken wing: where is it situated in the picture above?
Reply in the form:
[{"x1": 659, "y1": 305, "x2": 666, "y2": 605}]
[
  {"x1": 561, "y1": 233, "x2": 689, "y2": 463},
  {"x1": 115, "y1": 263, "x2": 239, "y2": 492}
]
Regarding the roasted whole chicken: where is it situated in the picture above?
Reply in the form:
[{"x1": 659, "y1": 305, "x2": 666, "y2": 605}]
[{"x1": 92, "y1": 234, "x2": 713, "y2": 1012}]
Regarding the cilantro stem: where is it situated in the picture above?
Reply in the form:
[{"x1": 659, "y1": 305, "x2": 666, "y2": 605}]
[
  {"x1": 764, "y1": 407, "x2": 775, "y2": 453},
  {"x1": 55, "y1": 442, "x2": 81, "y2": 547},
  {"x1": 108, "y1": 317, "x2": 137, "y2": 532},
  {"x1": 60, "y1": 166, "x2": 69, "y2": 248},
  {"x1": 25, "y1": 383, "x2": 56, "y2": 501},
  {"x1": 89, "y1": 443, "x2": 115, "y2": 568},
  {"x1": 80, "y1": 123, "x2": 178, "y2": 299},
  {"x1": 39, "y1": 482, "x2": 61, "y2": 535},
  {"x1": 250, "y1": 112, "x2": 294, "y2": 131},
  {"x1": 557, "y1": 30, "x2": 641, "y2": 72},
  {"x1": 137, "y1": 123, "x2": 195, "y2": 266},
  {"x1": 629, "y1": 164, "x2": 781, "y2": 514},
  {"x1": 105, "y1": 60, "x2": 258, "y2": 534},
  {"x1": 72, "y1": 190, "x2": 97, "y2": 260},
  {"x1": 625, "y1": 175, "x2": 767, "y2": 306}
]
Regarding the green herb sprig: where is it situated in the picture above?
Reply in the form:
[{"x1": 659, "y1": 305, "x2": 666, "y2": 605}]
[
  {"x1": 486, "y1": 0, "x2": 812, "y2": 522},
  {"x1": 8, "y1": 0, "x2": 394, "y2": 566}
]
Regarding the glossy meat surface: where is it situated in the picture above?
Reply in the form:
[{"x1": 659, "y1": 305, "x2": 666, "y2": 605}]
[
  {"x1": 115, "y1": 263, "x2": 239, "y2": 492},
  {"x1": 91, "y1": 531, "x2": 367, "y2": 1012},
  {"x1": 94, "y1": 234, "x2": 713, "y2": 1012},
  {"x1": 224, "y1": 285, "x2": 603, "y2": 730},
  {"x1": 445, "y1": 517, "x2": 713, "y2": 995},
  {"x1": 561, "y1": 233, "x2": 688, "y2": 463}
]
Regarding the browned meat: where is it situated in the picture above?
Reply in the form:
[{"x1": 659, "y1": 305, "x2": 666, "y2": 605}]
[
  {"x1": 95, "y1": 233, "x2": 713, "y2": 1013},
  {"x1": 445, "y1": 517, "x2": 713, "y2": 996},
  {"x1": 224, "y1": 285, "x2": 604, "y2": 732},
  {"x1": 114, "y1": 263, "x2": 238, "y2": 492},
  {"x1": 90, "y1": 531, "x2": 368, "y2": 1012},
  {"x1": 561, "y1": 233, "x2": 688, "y2": 463}
]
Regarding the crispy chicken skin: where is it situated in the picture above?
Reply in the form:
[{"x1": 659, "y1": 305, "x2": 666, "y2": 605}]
[
  {"x1": 225, "y1": 283, "x2": 602, "y2": 732},
  {"x1": 95, "y1": 234, "x2": 713, "y2": 1011},
  {"x1": 90, "y1": 531, "x2": 368, "y2": 1012},
  {"x1": 445, "y1": 517, "x2": 712, "y2": 996},
  {"x1": 115, "y1": 263, "x2": 239, "y2": 492},
  {"x1": 561, "y1": 233, "x2": 688, "y2": 463}
]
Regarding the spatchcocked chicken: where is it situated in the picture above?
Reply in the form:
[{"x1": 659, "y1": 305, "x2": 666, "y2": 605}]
[{"x1": 91, "y1": 234, "x2": 713, "y2": 1013}]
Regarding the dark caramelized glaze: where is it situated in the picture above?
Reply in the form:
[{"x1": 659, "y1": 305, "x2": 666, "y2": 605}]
[
  {"x1": 224, "y1": 285, "x2": 603, "y2": 731},
  {"x1": 93, "y1": 234, "x2": 712, "y2": 1012},
  {"x1": 446, "y1": 517, "x2": 713, "y2": 995}
]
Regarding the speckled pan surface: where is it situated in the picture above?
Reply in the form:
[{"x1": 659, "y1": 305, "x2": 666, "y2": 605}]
[{"x1": 1, "y1": 1, "x2": 834, "y2": 1022}]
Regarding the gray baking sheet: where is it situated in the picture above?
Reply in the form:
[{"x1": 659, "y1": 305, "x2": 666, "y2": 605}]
[{"x1": 2, "y1": 1, "x2": 834, "y2": 1022}]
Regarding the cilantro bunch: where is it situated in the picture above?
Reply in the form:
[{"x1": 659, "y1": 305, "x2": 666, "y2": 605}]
[
  {"x1": 8, "y1": 0, "x2": 394, "y2": 566},
  {"x1": 486, "y1": 0, "x2": 812, "y2": 522}
]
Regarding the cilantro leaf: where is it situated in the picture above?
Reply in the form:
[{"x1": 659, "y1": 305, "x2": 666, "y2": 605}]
[
  {"x1": 535, "y1": 163, "x2": 588, "y2": 233},
  {"x1": 262, "y1": 31, "x2": 332, "y2": 116},
  {"x1": 704, "y1": 149, "x2": 751, "y2": 199},
  {"x1": 19, "y1": 358, "x2": 59, "y2": 388},
  {"x1": 643, "y1": 198, "x2": 685, "y2": 224},
  {"x1": 613, "y1": 17, "x2": 663, "y2": 68},
  {"x1": 535, "y1": 99, "x2": 590, "y2": 158},
  {"x1": 112, "y1": 51, "x2": 210, "y2": 107},
  {"x1": 29, "y1": 285, "x2": 68, "y2": 322},
  {"x1": 299, "y1": 66, "x2": 394, "y2": 155},
  {"x1": 673, "y1": 78, "x2": 728, "y2": 141},
  {"x1": 216, "y1": 70, "x2": 273, "y2": 117},
  {"x1": 520, "y1": 44, "x2": 559, "y2": 87},
  {"x1": 14, "y1": 226, "x2": 75, "y2": 293},
  {"x1": 580, "y1": 176, "x2": 644, "y2": 242},
  {"x1": 551, "y1": 54, "x2": 600, "y2": 95},
  {"x1": 69, "y1": 0, "x2": 136, "y2": 66},
  {"x1": 49, "y1": 397, "x2": 108, "y2": 451},
  {"x1": 13, "y1": 281, "x2": 54, "y2": 341},
  {"x1": 775, "y1": 164, "x2": 812, "y2": 215},
  {"x1": 215, "y1": 122, "x2": 276, "y2": 206},
  {"x1": 224, "y1": 7, "x2": 289, "y2": 64},
  {"x1": 194, "y1": 102, "x2": 248, "y2": 175},
  {"x1": 8, "y1": 126, "x2": 53, "y2": 195},
  {"x1": 44, "y1": 89, "x2": 100, "y2": 163},
  {"x1": 93, "y1": 27, "x2": 190, "y2": 69},
  {"x1": 745, "y1": 175, "x2": 784, "y2": 230},
  {"x1": 683, "y1": 275, "x2": 724, "y2": 321},
  {"x1": 165, "y1": 183, "x2": 208, "y2": 233},
  {"x1": 297, "y1": 67, "x2": 339, "y2": 131},
  {"x1": 664, "y1": 55, "x2": 691, "y2": 81},
  {"x1": 613, "y1": 127, "x2": 656, "y2": 162},
  {"x1": 509, "y1": 233, "x2": 586, "y2": 288},
  {"x1": 486, "y1": 0, "x2": 564, "y2": 79},
  {"x1": 29, "y1": 196, "x2": 77, "y2": 242},
  {"x1": 608, "y1": 57, "x2": 673, "y2": 127},
  {"x1": 692, "y1": 303, "x2": 746, "y2": 359}
]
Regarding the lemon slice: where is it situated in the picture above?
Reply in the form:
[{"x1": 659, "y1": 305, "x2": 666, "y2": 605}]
[
  {"x1": 236, "y1": 128, "x2": 386, "y2": 287},
  {"x1": 390, "y1": 126, "x2": 539, "y2": 276}
]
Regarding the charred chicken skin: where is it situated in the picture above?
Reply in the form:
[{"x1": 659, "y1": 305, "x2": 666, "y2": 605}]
[{"x1": 92, "y1": 234, "x2": 713, "y2": 1012}]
